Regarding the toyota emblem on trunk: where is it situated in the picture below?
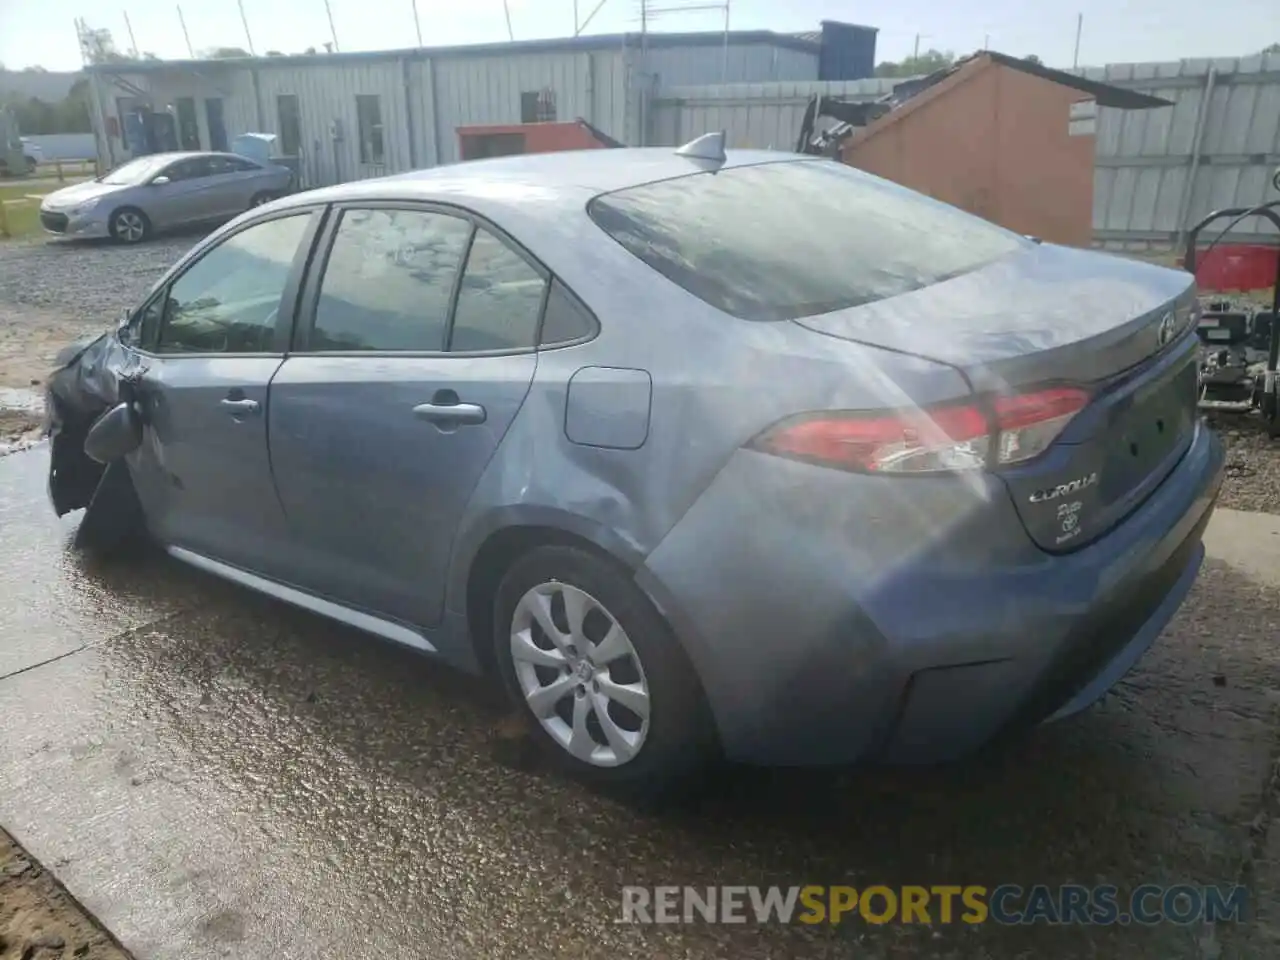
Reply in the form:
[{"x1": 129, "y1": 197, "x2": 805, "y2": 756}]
[{"x1": 1157, "y1": 311, "x2": 1176, "y2": 346}]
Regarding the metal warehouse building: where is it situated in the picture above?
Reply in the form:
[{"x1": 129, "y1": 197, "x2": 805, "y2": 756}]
[{"x1": 84, "y1": 21, "x2": 877, "y2": 188}]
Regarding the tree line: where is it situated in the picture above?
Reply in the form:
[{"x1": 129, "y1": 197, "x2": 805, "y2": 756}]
[{"x1": 1, "y1": 78, "x2": 92, "y2": 135}]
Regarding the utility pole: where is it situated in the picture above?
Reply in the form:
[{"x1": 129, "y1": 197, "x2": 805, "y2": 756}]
[
  {"x1": 575, "y1": 0, "x2": 610, "y2": 37},
  {"x1": 236, "y1": 0, "x2": 256, "y2": 55},
  {"x1": 411, "y1": 0, "x2": 422, "y2": 45},
  {"x1": 176, "y1": 5, "x2": 195, "y2": 57},
  {"x1": 503, "y1": 0, "x2": 514, "y2": 40},
  {"x1": 573, "y1": 0, "x2": 579, "y2": 34},
  {"x1": 1073, "y1": 13, "x2": 1083, "y2": 68},
  {"x1": 122, "y1": 10, "x2": 139, "y2": 57},
  {"x1": 983, "y1": 33, "x2": 990, "y2": 50},
  {"x1": 323, "y1": 0, "x2": 340, "y2": 52},
  {"x1": 721, "y1": 0, "x2": 729, "y2": 83}
]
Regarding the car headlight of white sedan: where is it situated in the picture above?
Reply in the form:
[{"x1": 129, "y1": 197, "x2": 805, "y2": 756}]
[{"x1": 63, "y1": 200, "x2": 101, "y2": 218}]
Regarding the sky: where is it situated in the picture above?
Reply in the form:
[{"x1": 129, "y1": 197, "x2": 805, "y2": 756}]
[{"x1": 0, "y1": 0, "x2": 1276, "y2": 72}]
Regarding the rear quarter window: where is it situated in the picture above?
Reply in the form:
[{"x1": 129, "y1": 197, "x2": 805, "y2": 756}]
[{"x1": 588, "y1": 160, "x2": 1029, "y2": 322}]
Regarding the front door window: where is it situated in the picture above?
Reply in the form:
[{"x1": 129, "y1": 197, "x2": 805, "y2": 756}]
[{"x1": 157, "y1": 214, "x2": 312, "y2": 354}]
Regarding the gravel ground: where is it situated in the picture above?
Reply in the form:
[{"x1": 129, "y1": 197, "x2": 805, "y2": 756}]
[
  {"x1": 0, "y1": 234, "x2": 198, "y2": 317},
  {"x1": 1, "y1": 828, "x2": 127, "y2": 960},
  {"x1": 1211, "y1": 414, "x2": 1280, "y2": 514},
  {"x1": 0, "y1": 234, "x2": 200, "y2": 392}
]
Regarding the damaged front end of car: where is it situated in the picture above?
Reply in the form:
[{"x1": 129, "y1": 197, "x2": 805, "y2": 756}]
[{"x1": 45, "y1": 329, "x2": 147, "y2": 549}]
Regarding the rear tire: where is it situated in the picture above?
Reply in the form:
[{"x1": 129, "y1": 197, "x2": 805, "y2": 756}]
[
  {"x1": 492, "y1": 545, "x2": 715, "y2": 795},
  {"x1": 109, "y1": 207, "x2": 149, "y2": 244}
]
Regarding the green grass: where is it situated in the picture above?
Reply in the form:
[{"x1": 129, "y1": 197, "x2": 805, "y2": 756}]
[{"x1": 0, "y1": 183, "x2": 54, "y2": 240}]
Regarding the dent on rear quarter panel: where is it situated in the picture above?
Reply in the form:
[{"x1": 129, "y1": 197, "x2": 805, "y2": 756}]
[{"x1": 441, "y1": 260, "x2": 976, "y2": 624}]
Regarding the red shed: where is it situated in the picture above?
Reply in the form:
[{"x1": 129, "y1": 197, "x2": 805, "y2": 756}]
[
  {"x1": 457, "y1": 120, "x2": 623, "y2": 161},
  {"x1": 839, "y1": 52, "x2": 1169, "y2": 248}
]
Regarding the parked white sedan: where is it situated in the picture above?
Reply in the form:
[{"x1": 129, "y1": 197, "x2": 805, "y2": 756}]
[{"x1": 39, "y1": 151, "x2": 293, "y2": 243}]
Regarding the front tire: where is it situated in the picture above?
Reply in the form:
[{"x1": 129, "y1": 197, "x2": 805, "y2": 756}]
[
  {"x1": 248, "y1": 191, "x2": 276, "y2": 208},
  {"x1": 109, "y1": 207, "x2": 149, "y2": 244},
  {"x1": 493, "y1": 545, "x2": 714, "y2": 792}
]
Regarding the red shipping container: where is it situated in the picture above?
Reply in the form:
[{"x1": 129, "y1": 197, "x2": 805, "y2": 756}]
[
  {"x1": 456, "y1": 121, "x2": 619, "y2": 161},
  {"x1": 1192, "y1": 244, "x2": 1280, "y2": 293}
]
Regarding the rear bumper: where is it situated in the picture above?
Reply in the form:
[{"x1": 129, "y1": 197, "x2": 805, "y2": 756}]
[{"x1": 639, "y1": 421, "x2": 1224, "y2": 766}]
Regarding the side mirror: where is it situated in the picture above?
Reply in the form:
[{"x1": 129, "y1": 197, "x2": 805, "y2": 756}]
[
  {"x1": 84, "y1": 401, "x2": 143, "y2": 464},
  {"x1": 151, "y1": 175, "x2": 171, "y2": 185}
]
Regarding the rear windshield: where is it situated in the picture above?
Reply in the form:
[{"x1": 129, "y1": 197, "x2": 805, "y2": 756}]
[{"x1": 588, "y1": 160, "x2": 1028, "y2": 322}]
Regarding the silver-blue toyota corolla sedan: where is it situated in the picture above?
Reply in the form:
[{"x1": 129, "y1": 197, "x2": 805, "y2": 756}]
[{"x1": 47, "y1": 145, "x2": 1224, "y2": 791}]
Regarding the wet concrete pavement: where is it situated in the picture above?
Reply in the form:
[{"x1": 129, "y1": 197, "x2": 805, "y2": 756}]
[{"x1": 2, "y1": 445, "x2": 1279, "y2": 959}]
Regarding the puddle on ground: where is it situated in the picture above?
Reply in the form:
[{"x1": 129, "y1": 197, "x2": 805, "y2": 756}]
[
  {"x1": 0, "y1": 387, "x2": 45, "y2": 457},
  {"x1": 0, "y1": 387, "x2": 44, "y2": 414}
]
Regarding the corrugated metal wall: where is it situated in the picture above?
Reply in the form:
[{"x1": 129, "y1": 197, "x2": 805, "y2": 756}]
[
  {"x1": 428, "y1": 50, "x2": 627, "y2": 165},
  {"x1": 648, "y1": 78, "x2": 900, "y2": 150},
  {"x1": 89, "y1": 47, "x2": 1280, "y2": 251},
  {"x1": 640, "y1": 42, "x2": 817, "y2": 88},
  {"x1": 89, "y1": 65, "x2": 258, "y2": 170},
  {"x1": 89, "y1": 37, "x2": 815, "y2": 181},
  {"x1": 252, "y1": 60, "x2": 411, "y2": 186},
  {"x1": 1085, "y1": 53, "x2": 1280, "y2": 249}
]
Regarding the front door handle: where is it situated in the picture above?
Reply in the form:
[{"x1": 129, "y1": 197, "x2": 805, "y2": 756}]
[
  {"x1": 220, "y1": 398, "x2": 260, "y2": 416},
  {"x1": 413, "y1": 401, "x2": 486, "y2": 426}
]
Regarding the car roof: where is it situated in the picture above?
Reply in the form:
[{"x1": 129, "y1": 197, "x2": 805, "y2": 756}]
[
  {"x1": 275, "y1": 148, "x2": 816, "y2": 216},
  {"x1": 132, "y1": 151, "x2": 259, "y2": 164}
]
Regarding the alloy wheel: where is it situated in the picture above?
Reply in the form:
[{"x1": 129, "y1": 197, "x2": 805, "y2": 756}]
[
  {"x1": 509, "y1": 581, "x2": 651, "y2": 767},
  {"x1": 114, "y1": 211, "x2": 146, "y2": 242}
]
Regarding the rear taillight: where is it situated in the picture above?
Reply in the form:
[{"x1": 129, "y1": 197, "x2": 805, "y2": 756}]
[{"x1": 751, "y1": 387, "x2": 1089, "y2": 475}]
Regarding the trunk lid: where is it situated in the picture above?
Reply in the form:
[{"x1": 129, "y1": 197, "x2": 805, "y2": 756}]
[{"x1": 793, "y1": 243, "x2": 1200, "y2": 551}]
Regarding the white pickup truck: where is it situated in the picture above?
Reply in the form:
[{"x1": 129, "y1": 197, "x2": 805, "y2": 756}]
[{"x1": 19, "y1": 137, "x2": 42, "y2": 172}]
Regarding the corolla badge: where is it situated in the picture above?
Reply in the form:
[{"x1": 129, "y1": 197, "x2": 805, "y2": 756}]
[
  {"x1": 1028, "y1": 472, "x2": 1099, "y2": 503},
  {"x1": 1157, "y1": 311, "x2": 1177, "y2": 347}
]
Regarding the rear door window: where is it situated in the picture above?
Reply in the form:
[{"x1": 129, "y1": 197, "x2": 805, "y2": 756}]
[
  {"x1": 448, "y1": 228, "x2": 547, "y2": 352},
  {"x1": 539, "y1": 280, "x2": 598, "y2": 346},
  {"x1": 309, "y1": 208, "x2": 472, "y2": 352},
  {"x1": 588, "y1": 160, "x2": 1029, "y2": 322},
  {"x1": 166, "y1": 157, "x2": 214, "y2": 182}
]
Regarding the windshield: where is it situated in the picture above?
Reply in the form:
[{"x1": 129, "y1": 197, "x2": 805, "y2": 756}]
[
  {"x1": 588, "y1": 159, "x2": 1030, "y2": 322},
  {"x1": 101, "y1": 155, "x2": 173, "y2": 186}
]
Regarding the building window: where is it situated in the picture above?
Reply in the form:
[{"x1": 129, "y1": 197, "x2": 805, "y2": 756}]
[
  {"x1": 174, "y1": 97, "x2": 201, "y2": 150},
  {"x1": 205, "y1": 98, "x2": 228, "y2": 151},
  {"x1": 520, "y1": 89, "x2": 556, "y2": 123},
  {"x1": 277, "y1": 94, "x2": 301, "y2": 157},
  {"x1": 355, "y1": 95, "x2": 384, "y2": 164}
]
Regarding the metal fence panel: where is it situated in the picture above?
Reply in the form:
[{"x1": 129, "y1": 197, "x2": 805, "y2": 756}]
[{"x1": 1090, "y1": 53, "x2": 1280, "y2": 249}]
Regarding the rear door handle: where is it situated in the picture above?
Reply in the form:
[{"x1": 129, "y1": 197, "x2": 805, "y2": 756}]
[
  {"x1": 220, "y1": 398, "x2": 260, "y2": 415},
  {"x1": 413, "y1": 401, "x2": 486, "y2": 426}
]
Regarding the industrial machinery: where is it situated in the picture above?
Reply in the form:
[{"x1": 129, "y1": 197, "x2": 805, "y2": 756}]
[{"x1": 1185, "y1": 167, "x2": 1280, "y2": 435}]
